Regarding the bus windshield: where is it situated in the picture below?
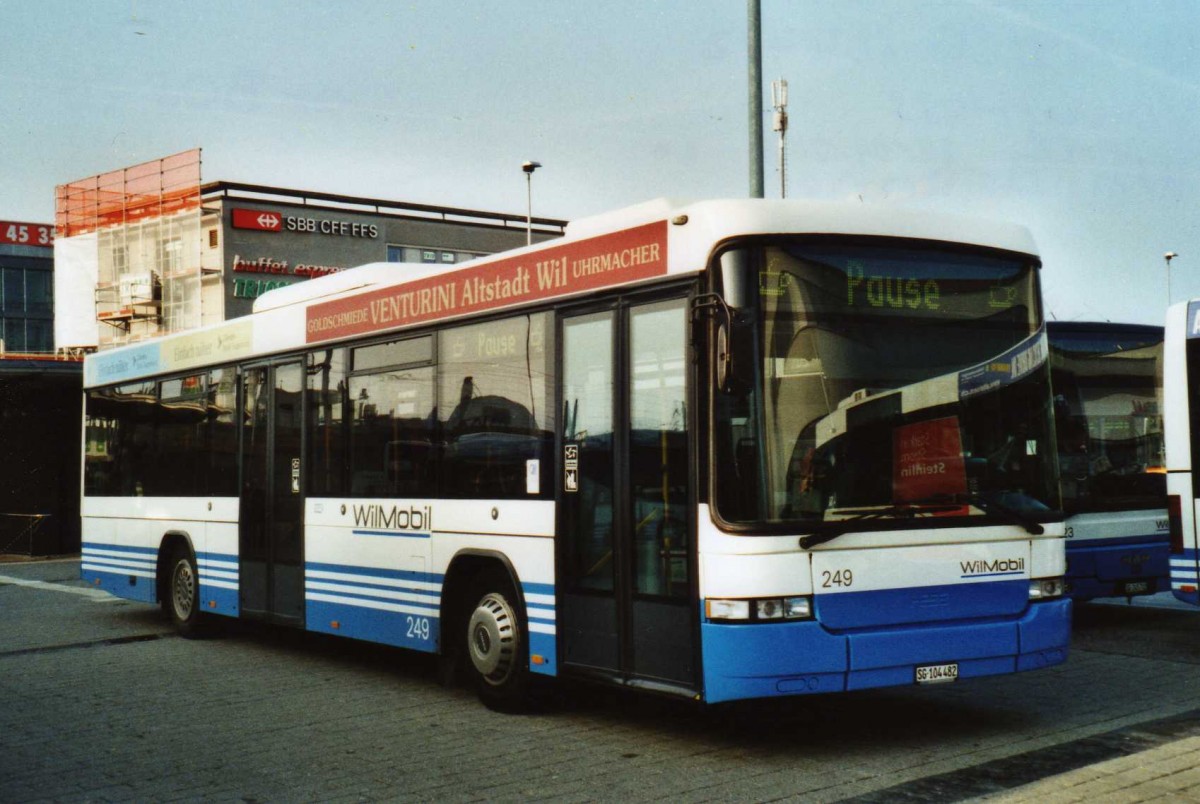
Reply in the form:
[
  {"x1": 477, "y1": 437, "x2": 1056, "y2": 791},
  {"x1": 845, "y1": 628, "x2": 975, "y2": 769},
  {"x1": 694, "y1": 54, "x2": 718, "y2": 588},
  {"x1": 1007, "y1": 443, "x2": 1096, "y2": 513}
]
[
  {"x1": 714, "y1": 239, "x2": 1060, "y2": 530},
  {"x1": 1049, "y1": 323, "x2": 1164, "y2": 514}
]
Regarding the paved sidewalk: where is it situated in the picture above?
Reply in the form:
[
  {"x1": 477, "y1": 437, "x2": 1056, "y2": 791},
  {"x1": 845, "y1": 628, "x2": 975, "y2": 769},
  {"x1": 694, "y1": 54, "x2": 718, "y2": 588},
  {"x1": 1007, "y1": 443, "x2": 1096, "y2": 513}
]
[{"x1": 978, "y1": 736, "x2": 1200, "y2": 803}]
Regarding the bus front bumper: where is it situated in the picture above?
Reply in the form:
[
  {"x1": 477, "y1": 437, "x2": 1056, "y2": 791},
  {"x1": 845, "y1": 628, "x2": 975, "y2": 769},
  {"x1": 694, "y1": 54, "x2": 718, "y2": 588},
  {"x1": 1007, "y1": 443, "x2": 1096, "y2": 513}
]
[{"x1": 699, "y1": 598, "x2": 1071, "y2": 704}]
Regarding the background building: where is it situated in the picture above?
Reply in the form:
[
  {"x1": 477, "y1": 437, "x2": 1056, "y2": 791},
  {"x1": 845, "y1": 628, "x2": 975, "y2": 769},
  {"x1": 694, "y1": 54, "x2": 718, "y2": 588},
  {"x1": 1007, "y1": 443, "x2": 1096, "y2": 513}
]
[
  {"x1": 0, "y1": 217, "x2": 80, "y2": 557},
  {"x1": 0, "y1": 354, "x2": 82, "y2": 556},
  {"x1": 0, "y1": 219, "x2": 54, "y2": 353},
  {"x1": 54, "y1": 150, "x2": 566, "y2": 351}
]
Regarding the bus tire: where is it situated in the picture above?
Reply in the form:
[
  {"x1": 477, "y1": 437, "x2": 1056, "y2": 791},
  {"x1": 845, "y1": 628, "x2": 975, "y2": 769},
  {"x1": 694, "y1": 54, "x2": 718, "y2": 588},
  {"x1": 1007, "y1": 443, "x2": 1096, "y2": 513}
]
[
  {"x1": 466, "y1": 570, "x2": 530, "y2": 711},
  {"x1": 163, "y1": 545, "x2": 204, "y2": 638}
]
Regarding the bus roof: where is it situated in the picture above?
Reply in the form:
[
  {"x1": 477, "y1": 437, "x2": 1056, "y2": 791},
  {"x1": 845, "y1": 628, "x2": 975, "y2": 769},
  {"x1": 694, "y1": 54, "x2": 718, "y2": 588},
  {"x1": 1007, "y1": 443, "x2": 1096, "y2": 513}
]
[{"x1": 84, "y1": 197, "x2": 1039, "y2": 388}]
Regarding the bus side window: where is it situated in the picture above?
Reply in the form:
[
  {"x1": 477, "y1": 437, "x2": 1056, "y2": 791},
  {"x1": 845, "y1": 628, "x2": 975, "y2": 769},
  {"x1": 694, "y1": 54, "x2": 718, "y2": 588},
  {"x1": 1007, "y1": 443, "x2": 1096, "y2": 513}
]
[
  {"x1": 438, "y1": 313, "x2": 554, "y2": 500},
  {"x1": 307, "y1": 350, "x2": 348, "y2": 497},
  {"x1": 348, "y1": 366, "x2": 436, "y2": 498}
]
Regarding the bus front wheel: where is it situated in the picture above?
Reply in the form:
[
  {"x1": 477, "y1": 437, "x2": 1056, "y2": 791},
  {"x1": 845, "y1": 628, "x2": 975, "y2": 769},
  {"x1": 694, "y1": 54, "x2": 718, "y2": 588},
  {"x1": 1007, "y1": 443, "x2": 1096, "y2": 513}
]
[{"x1": 466, "y1": 572, "x2": 530, "y2": 710}]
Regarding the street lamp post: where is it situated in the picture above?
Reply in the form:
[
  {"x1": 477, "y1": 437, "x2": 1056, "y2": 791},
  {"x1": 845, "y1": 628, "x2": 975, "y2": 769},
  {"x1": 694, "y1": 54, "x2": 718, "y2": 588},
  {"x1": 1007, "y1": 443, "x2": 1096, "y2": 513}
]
[
  {"x1": 1166, "y1": 251, "x2": 1179, "y2": 306},
  {"x1": 748, "y1": 0, "x2": 764, "y2": 198},
  {"x1": 523, "y1": 161, "x2": 541, "y2": 246}
]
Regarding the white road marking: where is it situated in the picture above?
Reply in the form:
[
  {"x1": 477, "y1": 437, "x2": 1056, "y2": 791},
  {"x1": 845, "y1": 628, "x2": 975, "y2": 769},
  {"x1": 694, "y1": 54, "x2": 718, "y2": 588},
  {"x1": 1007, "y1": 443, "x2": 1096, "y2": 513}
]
[{"x1": 0, "y1": 574, "x2": 123, "y2": 602}]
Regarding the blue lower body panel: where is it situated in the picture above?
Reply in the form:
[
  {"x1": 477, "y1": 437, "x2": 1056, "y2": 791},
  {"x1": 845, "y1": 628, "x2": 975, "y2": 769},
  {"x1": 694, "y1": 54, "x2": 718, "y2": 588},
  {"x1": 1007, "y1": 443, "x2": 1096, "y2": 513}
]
[
  {"x1": 307, "y1": 598, "x2": 440, "y2": 652},
  {"x1": 80, "y1": 542, "x2": 159, "y2": 604},
  {"x1": 700, "y1": 598, "x2": 1071, "y2": 703},
  {"x1": 1171, "y1": 548, "x2": 1200, "y2": 605},
  {"x1": 1066, "y1": 539, "x2": 1170, "y2": 601}
]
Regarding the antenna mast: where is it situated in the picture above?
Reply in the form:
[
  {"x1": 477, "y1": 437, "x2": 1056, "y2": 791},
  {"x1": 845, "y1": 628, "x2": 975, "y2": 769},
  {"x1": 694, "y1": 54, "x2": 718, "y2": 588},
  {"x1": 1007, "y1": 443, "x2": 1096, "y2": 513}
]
[{"x1": 772, "y1": 78, "x2": 789, "y2": 198}]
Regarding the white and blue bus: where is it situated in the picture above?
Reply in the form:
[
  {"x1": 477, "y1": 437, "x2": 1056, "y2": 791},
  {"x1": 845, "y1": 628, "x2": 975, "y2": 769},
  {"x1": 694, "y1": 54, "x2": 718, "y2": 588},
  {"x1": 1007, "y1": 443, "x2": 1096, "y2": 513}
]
[
  {"x1": 1163, "y1": 300, "x2": 1200, "y2": 603},
  {"x1": 81, "y1": 198, "x2": 1070, "y2": 708},
  {"x1": 1049, "y1": 322, "x2": 1168, "y2": 601}
]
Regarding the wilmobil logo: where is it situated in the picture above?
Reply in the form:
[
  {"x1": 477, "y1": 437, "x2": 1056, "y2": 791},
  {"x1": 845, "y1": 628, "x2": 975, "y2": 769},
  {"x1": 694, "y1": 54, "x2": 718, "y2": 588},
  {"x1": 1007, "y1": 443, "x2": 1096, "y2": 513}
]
[
  {"x1": 960, "y1": 557, "x2": 1025, "y2": 578},
  {"x1": 352, "y1": 504, "x2": 432, "y2": 534}
]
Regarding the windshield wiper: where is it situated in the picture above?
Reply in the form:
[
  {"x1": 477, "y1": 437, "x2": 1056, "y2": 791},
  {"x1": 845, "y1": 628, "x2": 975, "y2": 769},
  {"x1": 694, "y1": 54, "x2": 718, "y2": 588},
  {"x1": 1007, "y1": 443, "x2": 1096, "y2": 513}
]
[
  {"x1": 799, "y1": 503, "x2": 965, "y2": 550},
  {"x1": 798, "y1": 493, "x2": 1046, "y2": 550},
  {"x1": 900, "y1": 492, "x2": 1046, "y2": 535}
]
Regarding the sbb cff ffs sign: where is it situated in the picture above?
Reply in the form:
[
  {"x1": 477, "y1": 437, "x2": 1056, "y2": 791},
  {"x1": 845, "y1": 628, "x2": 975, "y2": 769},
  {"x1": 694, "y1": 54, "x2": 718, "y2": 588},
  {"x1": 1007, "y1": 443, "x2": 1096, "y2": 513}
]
[
  {"x1": 0, "y1": 221, "x2": 53, "y2": 247},
  {"x1": 230, "y1": 207, "x2": 379, "y2": 238},
  {"x1": 231, "y1": 209, "x2": 282, "y2": 232}
]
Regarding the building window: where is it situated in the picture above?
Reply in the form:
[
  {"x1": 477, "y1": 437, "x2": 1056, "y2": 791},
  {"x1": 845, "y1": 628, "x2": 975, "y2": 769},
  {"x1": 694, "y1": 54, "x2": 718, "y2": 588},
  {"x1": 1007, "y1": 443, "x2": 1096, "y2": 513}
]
[
  {"x1": 26, "y1": 270, "x2": 52, "y2": 314},
  {"x1": 2, "y1": 319, "x2": 25, "y2": 351},
  {"x1": 386, "y1": 245, "x2": 485, "y2": 265},
  {"x1": 25, "y1": 319, "x2": 51, "y2": 352},
  {"x1": 3, "y1": 268, "x2": 24, "y2": 313}
]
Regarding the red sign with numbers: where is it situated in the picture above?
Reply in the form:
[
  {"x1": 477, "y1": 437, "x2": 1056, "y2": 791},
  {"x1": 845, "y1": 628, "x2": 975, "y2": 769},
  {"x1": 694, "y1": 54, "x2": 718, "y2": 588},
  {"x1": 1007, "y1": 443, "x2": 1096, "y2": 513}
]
[{"x1": 0, "y1": 221, "x2": 53, "y2": 247}]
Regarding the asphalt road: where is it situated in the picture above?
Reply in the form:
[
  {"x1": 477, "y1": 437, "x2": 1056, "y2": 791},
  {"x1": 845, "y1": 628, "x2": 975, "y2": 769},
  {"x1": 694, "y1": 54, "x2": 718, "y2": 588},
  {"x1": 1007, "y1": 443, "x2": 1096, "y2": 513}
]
[{"x1": 3, "y1": 559, "x2": 1200, "y2": 802}]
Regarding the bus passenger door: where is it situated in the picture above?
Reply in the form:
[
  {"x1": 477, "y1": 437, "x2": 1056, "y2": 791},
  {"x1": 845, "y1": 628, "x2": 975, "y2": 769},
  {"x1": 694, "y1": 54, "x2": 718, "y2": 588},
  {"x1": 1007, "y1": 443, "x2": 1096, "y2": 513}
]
[
  {"x1": 558, "y1": 296, "x2": 696, "y2": 690},
  {"x1": 240, "y1": 361, "x2": 306, "y2": 626}
]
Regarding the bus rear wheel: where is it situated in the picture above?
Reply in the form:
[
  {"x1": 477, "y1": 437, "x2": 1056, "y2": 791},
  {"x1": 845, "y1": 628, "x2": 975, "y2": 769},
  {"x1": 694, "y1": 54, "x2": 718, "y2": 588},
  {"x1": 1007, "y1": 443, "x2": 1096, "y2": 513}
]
[
  {"x1": 163, "y1": 546, "x2": 204, "y2": 637},
  {"x1": 466, "y1": 572, "x2": 530, "y2": 710}
]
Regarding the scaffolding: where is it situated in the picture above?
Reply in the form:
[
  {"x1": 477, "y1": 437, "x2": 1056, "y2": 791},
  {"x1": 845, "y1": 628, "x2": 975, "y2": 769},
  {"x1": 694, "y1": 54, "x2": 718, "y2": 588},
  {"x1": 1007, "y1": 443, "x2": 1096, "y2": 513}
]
[{"x1": 56, "y1": 149, "x2": 204, "y2": 348}]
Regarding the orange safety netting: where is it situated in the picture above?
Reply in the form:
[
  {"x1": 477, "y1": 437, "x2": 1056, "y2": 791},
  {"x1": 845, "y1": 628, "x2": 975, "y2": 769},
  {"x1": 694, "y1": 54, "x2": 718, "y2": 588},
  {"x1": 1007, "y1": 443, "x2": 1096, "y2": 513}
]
[{"x1": 55, "y1": 149, "x2": 202, "y2": 238}]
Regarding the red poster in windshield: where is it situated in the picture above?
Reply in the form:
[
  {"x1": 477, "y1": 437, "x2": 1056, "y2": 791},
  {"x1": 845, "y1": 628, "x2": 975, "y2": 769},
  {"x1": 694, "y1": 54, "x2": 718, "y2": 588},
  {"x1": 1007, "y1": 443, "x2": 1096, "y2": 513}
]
[{"x1": 893, "y1": 416, "x2": 968, "y2": 503}]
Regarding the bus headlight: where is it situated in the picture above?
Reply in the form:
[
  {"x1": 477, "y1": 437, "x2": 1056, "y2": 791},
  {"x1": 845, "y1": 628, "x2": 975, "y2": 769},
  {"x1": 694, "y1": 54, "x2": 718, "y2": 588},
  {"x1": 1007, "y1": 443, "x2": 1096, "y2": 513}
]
[
  {"x1": 783, "y1": 596, "x2": 812, "y2": 618},
  {"x1": 706, "y1": 599, "x2": 751, "y2": 620},
  {"x1": 706, "y1": 596, "x2": 812, "y2": 622},
  {"x1": 1028, "y1": 577, "x2": 1065, "y2": 600}
]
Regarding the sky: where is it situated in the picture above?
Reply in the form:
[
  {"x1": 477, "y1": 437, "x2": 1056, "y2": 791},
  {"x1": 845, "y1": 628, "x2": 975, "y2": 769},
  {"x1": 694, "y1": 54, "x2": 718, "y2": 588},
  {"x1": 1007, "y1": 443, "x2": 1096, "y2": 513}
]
[{"x1": 2, "y1": 0, "x2": 1198, "y2": 325}]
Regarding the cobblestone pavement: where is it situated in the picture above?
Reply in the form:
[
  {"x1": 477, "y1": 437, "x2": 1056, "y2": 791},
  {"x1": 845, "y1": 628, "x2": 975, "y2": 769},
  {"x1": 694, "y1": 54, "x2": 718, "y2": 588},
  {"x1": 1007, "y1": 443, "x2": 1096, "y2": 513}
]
[
  {"x1": 980, "y1": 734, "x2": 1200, "y2": 803},
  {"x1": 4, "y1": 559, "x2": 1200, "y2": 802}
]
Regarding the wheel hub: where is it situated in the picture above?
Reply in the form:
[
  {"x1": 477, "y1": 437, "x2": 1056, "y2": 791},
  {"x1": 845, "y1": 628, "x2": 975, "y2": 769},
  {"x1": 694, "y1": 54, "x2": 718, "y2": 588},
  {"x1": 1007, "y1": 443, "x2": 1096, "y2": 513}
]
[
  {"x1": 172, "y1": 559, "x2": 195, "y2": 621},
  {"x1": 467, "y1": 593, "x2": 516, "y2": 685}
]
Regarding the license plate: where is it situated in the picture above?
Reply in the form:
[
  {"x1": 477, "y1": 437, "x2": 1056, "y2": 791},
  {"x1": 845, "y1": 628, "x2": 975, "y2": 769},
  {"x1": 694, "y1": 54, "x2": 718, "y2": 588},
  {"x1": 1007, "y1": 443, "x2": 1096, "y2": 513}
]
[
  {"x1": 1124, "y1": 581, "x2": 1150, "y2": 595},
  {"x1": 915, "y1": 663, "x2": 959, "y2": 684}
]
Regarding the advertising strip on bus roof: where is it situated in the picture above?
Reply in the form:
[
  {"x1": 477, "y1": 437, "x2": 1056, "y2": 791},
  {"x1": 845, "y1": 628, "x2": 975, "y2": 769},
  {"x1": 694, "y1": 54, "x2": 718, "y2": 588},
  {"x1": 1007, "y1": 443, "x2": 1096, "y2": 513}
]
[
  {"x1": 84, "y1": 320, "x2": 255, "y2": 387},
  {"x1": 305, "y1": 220, "x2": 668, "y2": 344},
  {"x1": 85, "y1": 341, "x2": 162, "y2": 387},
  {"x1": 160, "y1": 320, "x2": 254, "y2": 373},
  {"x1": 957, "y1": 327, "x2": 1048, "y2": 399}
]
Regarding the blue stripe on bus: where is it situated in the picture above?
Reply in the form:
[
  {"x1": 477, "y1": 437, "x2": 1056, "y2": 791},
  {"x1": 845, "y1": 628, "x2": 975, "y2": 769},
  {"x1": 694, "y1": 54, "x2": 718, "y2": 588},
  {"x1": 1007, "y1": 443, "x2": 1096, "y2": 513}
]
[
  {"x1": 1169, "y1": 548, "x2": 1200, "y2": 607},
  {"x1": 961, "y1": 571, "x2": 1024, "y2": 579},
  {"x1": 81, "y1": 542, "x2": 159, "y2": 603},
  {"x1": 1067, "y1": 533, "x2": 1169, "y2": 549},
  {"x1": 521, "y1": 581, "x2": 556, "y2": 676},
  {"x1": 196, "y1": 549, "x2": 240, "y2": 617},
  {"x1": 198, "y1": 550, "x2": 239, "y2": 563},
  {"x1": 81, "y1": 543, "x2": 243, "y2": 613},
  {"x1": 309, "y1": 587, "x2": 441, "y2": 612},
  {"x1": 351, "y1": 529, "x2": 432, "y2": 539},
  {"x1": 305, "y1": 560, "x2": 441, "y2": 584},
  {"x1": 522, "y1": 581, "x2": 555, "y2": 597},
  {"x1": 306, "y1": 574, "x2": 437, "y2": 598},
  {"x1": 82, "y1": 541, "x2": 159, "y2": 556}
]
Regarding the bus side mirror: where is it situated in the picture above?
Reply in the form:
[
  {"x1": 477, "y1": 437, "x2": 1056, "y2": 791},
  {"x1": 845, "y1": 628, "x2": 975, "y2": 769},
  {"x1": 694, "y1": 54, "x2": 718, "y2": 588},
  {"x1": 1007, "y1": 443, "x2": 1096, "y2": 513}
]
[{"x1": 717, "y1": 316, "x2": 754, "y2": 395}]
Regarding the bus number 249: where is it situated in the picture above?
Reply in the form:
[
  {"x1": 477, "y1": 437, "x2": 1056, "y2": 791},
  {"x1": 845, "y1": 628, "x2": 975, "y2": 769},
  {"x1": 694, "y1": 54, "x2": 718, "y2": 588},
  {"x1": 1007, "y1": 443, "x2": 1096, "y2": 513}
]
[
  {"x1": 822, "y1": 569, "x2": 853, "y2": 588},
  {"x1": 406, "y1": 616, "x2": 431, "y2": 641}
]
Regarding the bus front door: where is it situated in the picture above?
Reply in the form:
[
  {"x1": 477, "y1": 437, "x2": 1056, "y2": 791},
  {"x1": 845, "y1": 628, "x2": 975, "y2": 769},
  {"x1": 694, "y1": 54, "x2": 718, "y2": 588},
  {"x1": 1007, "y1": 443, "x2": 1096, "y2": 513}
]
[
  {"x1": 558, "y1": 296, "x2": 696, "y2": 691},
  {"x1": 239, "y1": 362, "x2": 305, "y2": 626}
]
